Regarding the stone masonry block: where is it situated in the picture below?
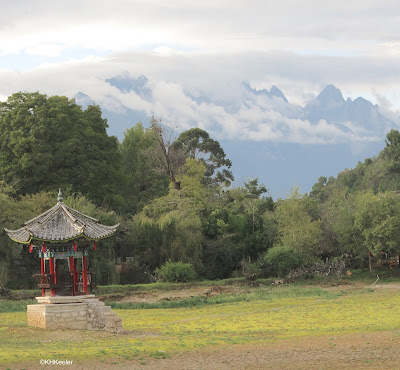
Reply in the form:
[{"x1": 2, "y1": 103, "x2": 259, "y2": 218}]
[{"x1": 27, "y1": 295, "x2": 123, "y2": 333}]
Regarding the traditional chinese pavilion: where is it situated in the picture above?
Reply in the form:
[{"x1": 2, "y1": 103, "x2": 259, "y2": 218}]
[
  {"x1": 4, "y1": 190, "x2": 123, "y2": 332},
  {"x1": 5, "y1": 190, "x2": 119, "y2": 296}
]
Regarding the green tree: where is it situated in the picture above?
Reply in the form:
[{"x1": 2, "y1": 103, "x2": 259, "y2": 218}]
[
  {"x1": 119, "y1": 123, "x2": 169, "y2": 214},
  {"x1": 310, "y1": 176, "x2": 328, "y2": 202},
  {"x1": 382, "y1": 130, "x2": 400, "y2": 191},
  {"x1": 318, "y1": 189, "x2": 364, "y2": 258},
  {"x1": 220, "y1": 184, "x2": 273, "y2": 261},
  {"x1": 135, "y1": 159, "x2": 208, "y2": 271},
  {"x1": 274, "y1": 187, "x2": 321, "y2": 261},
  {"x1": 244, "y1": 178, "x2": 269, "y2": 234},
  {"x1": 354, "y1": 191, "x2": 400, "y2": 256},
  {"x1": 147, "y1": 116, "x2": 185, "y2": 190},
  {"x1": 0, "y1": 92, "x2": 122, "y2": 206},
  {"x1": 384, "y1": 129, "x2": 400, "y2": 173},
  {"x1": 173, "y1": 128, "x2": 234, "y2": 187}
]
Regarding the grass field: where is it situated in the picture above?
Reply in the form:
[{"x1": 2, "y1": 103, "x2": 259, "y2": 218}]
[{"x1": 1, "y1": 274, "x2": 400, "y2": 369}]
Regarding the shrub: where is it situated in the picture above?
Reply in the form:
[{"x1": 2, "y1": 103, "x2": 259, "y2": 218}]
[
  {"x1": 155, "y1": 260, "x2": 196, "y2": 283},
  {"x1": 259, "y1": 246, "x2": 303, "y2": 277}
]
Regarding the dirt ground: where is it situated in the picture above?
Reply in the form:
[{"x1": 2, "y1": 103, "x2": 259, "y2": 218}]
[
  {"x1": 128, "y1": 330, "x2": 400, "y2": 370},
  {"x1": 99, "y1": 285, "x2": 245, "y2": 304},
  {"x1": 100, "y1": 280, "x2": 400, "y2": 304},
  {"x1": 15, "y1": 330, "x2": 400, "y2": 370}
]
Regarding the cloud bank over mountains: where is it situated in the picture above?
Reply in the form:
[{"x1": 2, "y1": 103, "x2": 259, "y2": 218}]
[
  {"x1": 75, "y1": 72, "x2": 399, "y2": 149},
  {"x1": 1, "y1": 57, "x2": 398, "y2": 196},
  {"x1": 71, "y1": 72, "x2": 400, "y2": 197}
]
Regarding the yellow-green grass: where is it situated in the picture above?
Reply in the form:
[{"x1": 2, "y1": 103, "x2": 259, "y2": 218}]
[{"x1": 1, "y1": 287, "x2": 399, "y2": 365}]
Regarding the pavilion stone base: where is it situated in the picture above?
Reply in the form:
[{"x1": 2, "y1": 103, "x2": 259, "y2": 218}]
[{"x1": 27, "y1": 295, "x2": 123, "y2": 333}]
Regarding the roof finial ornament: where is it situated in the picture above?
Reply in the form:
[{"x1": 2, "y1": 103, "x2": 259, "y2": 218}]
[{"x1": 57, "y1": 189, "x2": 63, "y2": 203}]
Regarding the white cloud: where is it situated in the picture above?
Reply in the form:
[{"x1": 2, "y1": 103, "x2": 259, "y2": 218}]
[
  {"x1": 2, "y1": 0, "x2": 400, "y2": 59},
  {"x1": 0, "y1": 1, "x2": 400, "y2": 147},
  {"x1": 0, "y1": 49, "x2": 398, "y2": 147}
]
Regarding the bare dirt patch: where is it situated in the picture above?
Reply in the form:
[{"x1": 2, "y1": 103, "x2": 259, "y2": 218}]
[
  {"x1": 369, "y1": 282, "x2": 400, "y2": 290},
  {"x1": 100, "y1": 281, "x2": 400, "y2": 304},
  {"x1": 142, "y1": 330, "x2": 400, "y2": 370},
  {"x1": 20, "y1": 330, "x2": 398, "y2": 370},
  {"x1": 102, "y1": 285, "x2": 245, "y2": 304},
  {"x1": 320, "y1": 280, "x2": 400, "y2": 293}
]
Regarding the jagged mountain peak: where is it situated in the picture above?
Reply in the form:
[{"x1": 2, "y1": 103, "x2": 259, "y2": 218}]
[
  {"x1": 243, "y1": 82, "x2": 288, "y2": 103},
  {"x1": 270, "y1": 85, "x2": 288, "y2": 103},
  {"x1": 316, "y1": 84, "x2": 344, "y2": 105},
  {"x1": 353, "y1": 96, "x2": 373, "y2": 107},
  {"x1": 75, "y1": 91, "x2": 90, "y2": 100},
  {"x1": 74, "y1": 91, "x2": 95, "y2": 109},
  {"x1": 105, "y1": 73, "x2": 150, "y2": 96}
]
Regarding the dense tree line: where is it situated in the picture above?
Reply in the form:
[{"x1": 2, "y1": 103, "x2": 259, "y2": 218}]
[{"x1": 0, "y1": 91, "x2": 400, "y2": 288}]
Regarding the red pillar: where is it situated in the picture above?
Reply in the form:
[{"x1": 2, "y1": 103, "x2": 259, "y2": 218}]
[
  {"x1": 69, "y1": 256, "x2": 75, "y2": 296},
  {"x1": 55, "y1": 259, "x2": 59, "y2": 284},
  {"x1": 82, "y1": 255, "x2": 88, "y2": 294},
  {"x1": 72, "y1": 242, "x2": 79, "y2": 293},
  {"x1": 74, "y1": 258, "x2": 79, "y2": 294},
  {"x1": 49, "y1": 257, "x2": 55, "y2": 297},
  {"x1": 41, "y1": 244, "x2": 46, "y2": 297}
]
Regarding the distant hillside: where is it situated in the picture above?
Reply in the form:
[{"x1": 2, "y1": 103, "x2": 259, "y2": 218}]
[{"x1": 310, "y1": 129, "x2": 400, "y2": 200}]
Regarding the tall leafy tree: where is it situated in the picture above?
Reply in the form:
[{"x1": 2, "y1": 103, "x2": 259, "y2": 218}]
[
  {"x1": 274, "y1": 187, "x2": 321, "y2": 261},
  {"x1": 317, "y1": 188, "x2": 364, "y2": 259},
  {"x1": 0, "y1": 92, "x2": 122, "y2": 206},
  {"x1": 173, "y1": 128, "x2": 234, "y2": 187},
  {"x1": 383, "y1": 129, "x2": 400, "y2": 182},
  {"x1": 120, "y1": 123, "x2": 169, "y2": 214},
  {"x1": 147, "y1": 116, "x2": 185, "y2": 190},
  {"x1": 354, "y1": 191, "x2": 400, "y2": 256},
  {"x1": 217, "y1": 182, "x2": 273, "y2": 261},
  {"x1": 135, "y1": 159, "x2": 208, "y2": 271}
]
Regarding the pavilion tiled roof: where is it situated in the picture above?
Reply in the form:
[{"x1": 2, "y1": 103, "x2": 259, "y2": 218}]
[{"x1": 4, "y1": 191, "x2": 119, "y2": 244}]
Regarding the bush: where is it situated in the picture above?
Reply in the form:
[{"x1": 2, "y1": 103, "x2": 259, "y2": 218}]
[
  {"x1": 259, "y1": 246, "x2": 303, "y2": 277},
  {"x1": 155, "y1": 260, "x2": 197, "y2": 283}
]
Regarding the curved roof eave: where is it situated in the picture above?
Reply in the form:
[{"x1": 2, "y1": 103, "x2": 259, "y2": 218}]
[{"x1": 4, "y1": 191, "x2": 119, "y2": 245}]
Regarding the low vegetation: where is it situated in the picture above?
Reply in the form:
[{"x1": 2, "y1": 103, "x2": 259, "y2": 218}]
[
  {"x1": 155, "y1": 260, "x2": 197, "y2": 283},
  {"x1": 107, "y1": 286, "x2": 339, "y2": 310}
]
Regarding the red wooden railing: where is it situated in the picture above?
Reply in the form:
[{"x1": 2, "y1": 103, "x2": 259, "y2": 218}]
[{"x1": 32, "y1": 272, "x2": 93, "y2": 295}]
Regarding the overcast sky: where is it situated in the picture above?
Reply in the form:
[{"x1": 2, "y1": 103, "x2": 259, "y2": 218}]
[{"x1": 1, "y1": 0, "x2": 400, "y2": 143}]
